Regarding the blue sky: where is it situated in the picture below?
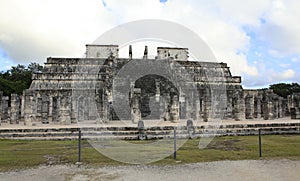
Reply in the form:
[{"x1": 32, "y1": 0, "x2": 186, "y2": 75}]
[{"x1": 0, "y1": 0, "x2": 299, "y2": 89}]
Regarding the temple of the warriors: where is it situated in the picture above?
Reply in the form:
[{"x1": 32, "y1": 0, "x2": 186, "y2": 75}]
[{"x1": 0, "y1": 44, "x2": 300, "y2": 126}]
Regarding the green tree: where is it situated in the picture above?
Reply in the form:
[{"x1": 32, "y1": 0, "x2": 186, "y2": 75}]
[
  {"x1": 0, "y1": 62, "x2": 43, "y2": 96},
  {"x1": 269, "y1": 83, "x2": 300, "y2": 98}
]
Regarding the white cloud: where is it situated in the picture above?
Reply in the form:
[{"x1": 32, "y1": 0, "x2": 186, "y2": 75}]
[
  {"x1": 260, "y1": 0, "x2": 300, "y2": 56},
  {"x1": 279, "y1": 63, "x2": 290, "y2": 68},
  {"x1": 0, "y1": 0, "x2": 299, "y2": 87},
  {"x1": 281, "y1": 69, "x2": 295, "y2": 79},
  {"x1": 102, "y1": 0, "x2": 260, "y2": 77},
  {"x1": 291, "y1": 56, "x2": 300, "y2": 63},
  {"x1": 0, "y1": 0, "x2": 259, "y2": 79},
  {"x1": 268, "y1": 49, "x2": 282, "y2": 58},
  {"x1": 0, "y1": 0, "x2": 115, "y2": 64},
  {"x1": 243, "y1": 62, "x2": 297, "y2": 87},
  {"x1": 216, "y1": 0, "x2": 271, "y2": 26}
]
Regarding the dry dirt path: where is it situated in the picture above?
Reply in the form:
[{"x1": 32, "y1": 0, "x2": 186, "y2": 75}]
[{"x1": 0, "y1": 159, "x2": 299, "y2": 181}]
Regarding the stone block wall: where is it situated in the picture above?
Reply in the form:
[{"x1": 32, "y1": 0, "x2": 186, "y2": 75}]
[{"x1": 0, "y1": 45, "x2": 295, "y2": 126}]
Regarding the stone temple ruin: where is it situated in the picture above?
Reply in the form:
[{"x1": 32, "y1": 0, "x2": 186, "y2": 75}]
[{"x1": 0, "y1": 44, "x2": 300, "y2": 126}]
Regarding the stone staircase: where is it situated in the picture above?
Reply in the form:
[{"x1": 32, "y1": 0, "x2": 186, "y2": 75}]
[{"x1": 0, "y1": 121, "x2": 300, "y2": 140}]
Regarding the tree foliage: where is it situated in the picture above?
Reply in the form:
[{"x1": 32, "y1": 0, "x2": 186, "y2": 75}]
[
  {"x1": 0, "y1": 63, "x2": 43, "y2": 96},
  {"x1": 269, "y1": 83, "x2": 300, "y2": 98}
]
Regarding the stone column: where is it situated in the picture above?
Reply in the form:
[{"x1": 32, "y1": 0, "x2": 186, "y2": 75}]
[
  {"x1": 195, "y1": 98, "x2": 200, "y2": 121},
  {"x1": 48, "y1": 95, "x2": 53, "y2": 123},
  {"x1": 262, "y1": 91, "x2": 275, "y2": 120},
  {"x1": 58, "y1": 93, "x2": 71, "y2": 125},
  {"x1": 36, "y1": 97, "x2": 42, "y2": 123},
  {"x1": 20, "y1": 95, "x2": 25, "y2": 122},
  {"x1": 226, "y1": 95, "x2": 233, "y2": 119},
  {"x1": 185, "y1": 96, "x2": 192, "y2": 120},
  {"x1": 179, "y1": 95, "x2": 186, "y2": 119},
  {"x1": 24, "y1": 90, "x2": 37, "y2": 125},
  {"x1": 245, "y1": 94, "x2": 254, "y2": 119},
  {"x1": 41, "y1": 95, "x2": 49, "y2": 124},
  {"x1": 52, "y1": 96, "x2": 59, "y2": 123},
  {"x1": 159, "y1": 94, "x2": 166, "y2": 119},
  {"x1": 278, "y1": 97, "x2": 284, "y2": 118},
  {"x1": 202, "y1": 88, "x2": 211, "y2": 122},
  {"x1": 273, "y1": 98, "x2": 279, "y2": 119},
  {"x1": 10, "y1": 94, "x2": 20, "y2": 124},
  {"x1": 131, "y1": 88, "x2": 141, "y2": 124},
  {"x1": 1, "y1": 96, "x2": 9, "y2": 123},
  {"x1": 71, "y1": 96, "x2": 77, "y2": 124},
  {"x1": 102, "y1": 96, "x2": 109, "y2": 123},
  {"x1": 170, "y1": 94, "x2": 179, "y2": 123},
  {"x1": 254, "y1": 96, "x2": 262, "y2": 118},
  {"x1": 0, "y1": 91, "x2": 2, "y2": 125},
  {"x1": 233, "y1": 90, "x2": 245, "y2": 121},
  {"x1": 155, "y1": 79, "x2": 160, "y2": 102},
  {"x1": 162, "y1": 93, "x2": 171, "y2": 121},
  {"x1": 290, "y1": 93, "x2": 300, "y2": 119}
]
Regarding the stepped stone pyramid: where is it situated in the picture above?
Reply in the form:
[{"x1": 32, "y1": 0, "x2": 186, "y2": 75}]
[{"x1": 1, "y1": 44, "x2": 298, "y2": 126}]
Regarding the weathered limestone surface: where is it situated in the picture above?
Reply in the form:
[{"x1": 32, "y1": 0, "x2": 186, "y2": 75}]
[
  {"x1": 10, "y1": 94, "x2": 20, "y2": 124},
  {"x1": 131, "y1": 88, "x2": 141, "y2": 124},
  {"x1": 0, "y1": 44, "x2": 293, "y2": 126},
  {"x1": 1, "y1": 95, "x2": 9, "y2": 123},
  {"x1": 289, "y1": 93, "x2": 300, "y2": 119},
  {"x1": 0, "y1": 91, "x2": 2, "y2": 124}
]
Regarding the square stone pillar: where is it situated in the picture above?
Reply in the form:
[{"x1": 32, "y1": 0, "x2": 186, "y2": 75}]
[
  {"x1": 273, "y1": 98, "x2": 279, "y2": 119},
  {"x1": 23, "y1": 90, "x2": 37, "y2": 125},
  {"x1": 71, "y1": 96, "x2": 77, "y2": 124},
  {"x1": 290, "y1": 93, "x2": 300, "y2": 119},
  {"x1": 0, "y1": 91, "x2": 2, "y2": 124},
  {"x1": 10, "y1": 94, "x2": 20, "y2": 124},
  {"x1": 170, "y1": 94, "x2": 179, "y2": 123},
  {"x1": 202, "y1": 88, "x2": 211, "y2": 122},
  {"x1": 233, "y1": 90, "x2": 245, "y2": 121},
  {"x1": 278, "y1": 98, "x2": 284, "y2": 118},
  {"x1": 1, "y1": 96, "x2": 9, "y2": 123},
  {"x1": 179, "y1": 95, "x2": 186, "y2": 119},
  {"x1": 245, "y1": 94, "x2": 254, "y2": 119},
  {"x1": 41, "y1": 95, "x2": 49, "y2": 124},
  {"x1": 226, "y1": 96, "x2": 233, "y2": 119},
  {"x1": 58, "y1": 94, "x2": 71, "y2": 125},
  {"x1": 20, "y1": 95, "x2": 25, "y2": 122},
  {"x1": 51, "y1": 97, "x2": 59, "y2": 123},
  {"x1": 185, "y1": 96, "x2": 192, "y2": 120},
  {"x1": 254, "y1": 96, "x2": 261, "y2": 118},
  {"x1": 195, "y1": 98, "x2": 200, "y2": 121},
  {"x1": 131, "y1": 88, "x2": 141, "y2": 124},
  {"x1": 160, "y1": 95, "x2": 166, "y2": 119},
  {"x1": 262, "y1": 90, "x2": 276, "y2": 120}
]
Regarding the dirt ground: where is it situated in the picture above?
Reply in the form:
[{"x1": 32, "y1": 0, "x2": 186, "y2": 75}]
[{"x1": 0, "y1": 159, "x2": 299, "y2": 181}]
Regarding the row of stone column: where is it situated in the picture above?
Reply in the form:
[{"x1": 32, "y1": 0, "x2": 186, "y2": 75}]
[
  {"x1": 243, "y1": 90, "x2": 286, "y2": 120},
  {"x1": 0, "y1": 91, "x2": 21, "y2": 125},
  {"x1": 288, "y1": 93, "x2": 300, "y2": 119},
  {"x1": 23, "y1": 90, "x2": 79, "y2": 125}
]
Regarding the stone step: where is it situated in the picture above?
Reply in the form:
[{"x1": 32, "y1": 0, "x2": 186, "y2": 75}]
[{"x1": 0, "y1": 125, "x2": 299, "y2": 140}]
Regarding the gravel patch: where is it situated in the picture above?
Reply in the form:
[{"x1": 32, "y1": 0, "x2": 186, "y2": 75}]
[{"x1": 0, "y1": 159, "x2": 299, "y2": 181}]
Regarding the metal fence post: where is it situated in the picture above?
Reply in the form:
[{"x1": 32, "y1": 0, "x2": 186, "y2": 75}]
[
  {"x1": 259, "y1": 129, "x2": 262, "y2": 157},
  {"x1": 174, "y1": 127, "x2": 177, "y2": 160},
  {"x1": 78, "y1": 128, "x2": 82, "y2": 163}
]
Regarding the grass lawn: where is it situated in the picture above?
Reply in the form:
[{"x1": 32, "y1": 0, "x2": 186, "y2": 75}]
[{"x1": 0, "y1": 134, "x2": 300, "y2": 171}]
